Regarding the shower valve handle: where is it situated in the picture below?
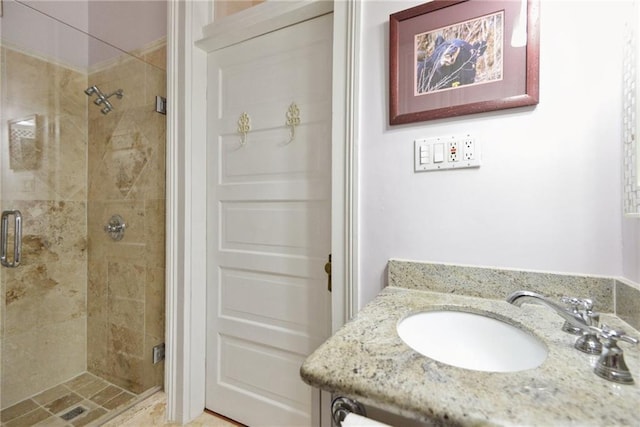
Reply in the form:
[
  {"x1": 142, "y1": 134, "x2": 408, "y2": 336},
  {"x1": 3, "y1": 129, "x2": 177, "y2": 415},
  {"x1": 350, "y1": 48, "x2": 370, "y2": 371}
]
[{"x1": 104, "y1": 215, "x2": 126, "y2": 241}]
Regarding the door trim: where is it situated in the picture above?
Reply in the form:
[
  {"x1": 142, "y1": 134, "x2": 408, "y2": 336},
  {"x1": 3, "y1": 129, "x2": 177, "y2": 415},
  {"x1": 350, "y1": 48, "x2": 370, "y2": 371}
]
[
  {"x1": 331, "y1": 0, "x2": 361, "y2": 330},
  {"x1": 166, "y1": 0, "x2": 210, "y2": 423},
  {"x1": 196, "y1": 1, "x2": 334, "y2": 52},
  {"x1": 166, "y1": 0, "x2": 361, "y2": 423}
]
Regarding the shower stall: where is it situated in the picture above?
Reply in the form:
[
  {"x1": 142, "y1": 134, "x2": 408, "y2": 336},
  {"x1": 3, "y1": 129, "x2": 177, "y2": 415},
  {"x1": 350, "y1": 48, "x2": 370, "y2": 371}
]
[{"x1": 0, "y1": 1, "x2": 167, "y2": 425}]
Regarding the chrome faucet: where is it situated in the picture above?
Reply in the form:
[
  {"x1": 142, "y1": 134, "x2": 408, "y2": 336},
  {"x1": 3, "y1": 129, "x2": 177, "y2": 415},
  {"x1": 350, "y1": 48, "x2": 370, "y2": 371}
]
[
  {"x1": 561, "y1": 297, "x2": 602, "y2": 354},
  {"x1": 507, "y1": 291, "x2": 602, "y2": 354},
  {"x1": 506, "y1": 290, "x2": 591, "y2": 332},
  {"x1": 508, "y1": 290, "x2": 639, "y2": 384},
  {"x1": 594, "y1": 325, "x2": 638, "y2": 384},
  {"x1": 560, "y1": 296, "x2": 591, "y2": 335}
]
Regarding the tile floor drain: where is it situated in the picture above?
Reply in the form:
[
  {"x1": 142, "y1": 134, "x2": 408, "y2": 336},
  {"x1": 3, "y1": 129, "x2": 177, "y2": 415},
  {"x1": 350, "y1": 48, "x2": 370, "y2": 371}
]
[{"x1": 61, "y1": 406, "x2": 88, "y2": 421}]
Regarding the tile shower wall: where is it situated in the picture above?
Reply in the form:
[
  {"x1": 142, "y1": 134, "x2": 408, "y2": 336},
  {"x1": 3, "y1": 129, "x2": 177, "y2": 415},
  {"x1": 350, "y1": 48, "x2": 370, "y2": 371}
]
[
  {"x1": 86, "y1": 40, "x2": 166, "y2": 394},
  {"x1": 0, "y1": 47, "x2": 89, "y2": 407}
]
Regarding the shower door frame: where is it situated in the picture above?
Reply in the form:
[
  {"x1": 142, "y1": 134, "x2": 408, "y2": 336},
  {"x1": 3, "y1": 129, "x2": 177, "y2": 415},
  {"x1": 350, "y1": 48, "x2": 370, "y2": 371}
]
[{"x1": 165, "y1": 0, "x2": 362, "y2": 424}]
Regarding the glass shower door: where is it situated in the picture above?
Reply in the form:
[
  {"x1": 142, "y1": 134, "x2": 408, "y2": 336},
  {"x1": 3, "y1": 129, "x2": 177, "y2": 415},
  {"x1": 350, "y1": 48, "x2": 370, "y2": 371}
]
[{"x1": 0, "y1": 1, "x2": 166, "y2": 424}]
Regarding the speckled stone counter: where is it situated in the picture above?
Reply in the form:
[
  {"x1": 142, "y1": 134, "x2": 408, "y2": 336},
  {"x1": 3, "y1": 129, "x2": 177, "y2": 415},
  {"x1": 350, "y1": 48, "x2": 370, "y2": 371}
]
[{"x1": 300, "y1": 263, "x2": 640, "y2": 426}]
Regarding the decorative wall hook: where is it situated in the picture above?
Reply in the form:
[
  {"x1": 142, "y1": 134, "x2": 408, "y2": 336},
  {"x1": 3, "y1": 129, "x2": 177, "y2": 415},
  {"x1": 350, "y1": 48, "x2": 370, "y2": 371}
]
[
  {"x1": 285, "y1": 102, "x2": 300, "y2": 143},
  {"x1": 237, "y1": 112, "x2": 251, "y2": 145}
]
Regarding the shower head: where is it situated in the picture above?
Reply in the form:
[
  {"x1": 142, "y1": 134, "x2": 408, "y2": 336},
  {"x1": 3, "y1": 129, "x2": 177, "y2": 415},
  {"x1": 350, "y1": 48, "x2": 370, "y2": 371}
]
[
  {"x1": 85, "y1": 85, "x2": 122, "y2": 115},
  {"x1": 98, "y1": 99, "x2": 114, "y2": 114}
]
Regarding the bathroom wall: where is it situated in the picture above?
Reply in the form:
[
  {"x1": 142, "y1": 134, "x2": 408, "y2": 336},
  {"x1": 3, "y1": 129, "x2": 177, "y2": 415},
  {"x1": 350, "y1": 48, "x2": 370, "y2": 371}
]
[
  {"x1": 86, "y1": 41, "x2": 166, "y2": 394},
  {"x1": 359, "y1": 0, "x2": 635, "y2": 305},
  {"x1": 623, "y1": 217, "x2": 640, "y2": 283},
  {"x1": 0, "y1": 46, "x2": 89, "y2": 407},
  {"x1": 87, "y1": 1, "x2": 167, "y2": 55},
  {"x1": 20, "y1": 0, "x2": 167, "y2": 68}
]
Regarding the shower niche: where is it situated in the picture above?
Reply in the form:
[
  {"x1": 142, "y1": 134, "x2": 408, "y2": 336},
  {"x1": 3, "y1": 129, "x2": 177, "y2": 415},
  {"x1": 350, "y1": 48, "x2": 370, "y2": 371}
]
[{"x1": 8, "y1": 114, "x2": 40, "y2": 171}]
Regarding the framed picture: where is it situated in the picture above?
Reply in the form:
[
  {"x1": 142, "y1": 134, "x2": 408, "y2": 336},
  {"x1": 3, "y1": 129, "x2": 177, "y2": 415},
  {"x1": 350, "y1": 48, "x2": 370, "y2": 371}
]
[{"x1": 389, "y1": 0, "x2": 539, "y2": 125}]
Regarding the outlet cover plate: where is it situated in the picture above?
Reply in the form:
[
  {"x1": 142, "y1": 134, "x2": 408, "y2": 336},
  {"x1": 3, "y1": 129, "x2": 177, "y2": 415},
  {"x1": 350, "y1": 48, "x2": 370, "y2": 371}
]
[{"x1": 414, "y1": 134, "x2": 481, "y2": 172}]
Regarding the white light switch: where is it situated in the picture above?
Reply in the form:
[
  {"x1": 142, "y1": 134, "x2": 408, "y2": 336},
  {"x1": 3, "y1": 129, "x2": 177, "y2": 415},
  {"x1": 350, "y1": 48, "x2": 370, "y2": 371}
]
[
  {"x1": 419, "y1": 145, "x2": 429, "y2": 165},
  {"x1": 414, "y1": 134, "x2": 481, "y2": 172},
  {"x1": 434, "y1": 143, "x2": 445, "y2": 163}
]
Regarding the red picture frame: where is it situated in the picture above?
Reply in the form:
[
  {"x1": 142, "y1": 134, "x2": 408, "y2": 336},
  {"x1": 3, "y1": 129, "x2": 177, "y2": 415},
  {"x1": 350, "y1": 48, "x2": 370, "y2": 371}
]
[{"x1": 389, "y1": 0, "x2": 540, "y2": 125}]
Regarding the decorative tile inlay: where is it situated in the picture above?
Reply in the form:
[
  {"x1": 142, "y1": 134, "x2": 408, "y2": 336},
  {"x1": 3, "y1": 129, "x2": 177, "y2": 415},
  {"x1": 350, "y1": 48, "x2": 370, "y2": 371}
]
[
  {"x1": 0, "y1": 399, "x2": 38, "y2": 422},
  {"x1": 107, "y1": 123, "x2": 150, "y2": 197},
  {"x1": 623, "y1": 18, "x2": 640, "y2": 215},
  {"x1": 0, "y1": 373, "x2": 147, "y2": 426},
  {"x1": 44, "y1": 392, "x2": 83, "y2": 414},
  {"x1": 89, "y1": 385, "x2": 123, "y2": 406}
]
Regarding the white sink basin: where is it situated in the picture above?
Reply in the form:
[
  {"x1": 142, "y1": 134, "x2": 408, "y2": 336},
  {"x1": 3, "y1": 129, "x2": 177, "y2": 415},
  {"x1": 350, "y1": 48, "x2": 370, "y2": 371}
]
[{"x1": 397, "y1": 310, "x2": 548, "y2": 373}]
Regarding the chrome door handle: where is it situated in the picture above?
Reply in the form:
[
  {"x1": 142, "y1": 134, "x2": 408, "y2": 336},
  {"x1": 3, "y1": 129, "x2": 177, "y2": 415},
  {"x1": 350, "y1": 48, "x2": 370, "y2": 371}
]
[{"x1": 1, "y1": 210, "x2": 22, "y2": 268}]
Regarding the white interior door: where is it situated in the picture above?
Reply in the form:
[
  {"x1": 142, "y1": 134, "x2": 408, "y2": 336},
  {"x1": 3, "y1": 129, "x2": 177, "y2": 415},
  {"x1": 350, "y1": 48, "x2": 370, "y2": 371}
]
[{"x1": 205, "y1": 13, "x2": 333, "y2": 427}]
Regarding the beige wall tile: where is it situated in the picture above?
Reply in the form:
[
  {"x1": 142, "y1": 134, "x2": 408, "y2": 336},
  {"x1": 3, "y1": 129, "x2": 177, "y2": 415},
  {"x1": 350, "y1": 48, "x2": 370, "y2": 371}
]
[
  {"x1": 87, "y1": 259, "x2": 108, "y2": 319},
  {"x1": 87, "y1": 319, "x2": 108, "y2": 375},
  {"x1": 1, "y1": 39, "x2": 167, "y2": 407},
  {"x1": 1, "y1": 46, "x2": 92, "y2": 408},
  {"x1": 2, "y1": 318, "x2": 86, "y2": 408},
  {"x1": 87, "y1": 45, "x2": 166, "y2": 395},
  {"x1": 1, "y1": 37, "x2": 166, "y2": 409},
  {"x1": 105, "y1": 352, "x2": 145, "y2": 393},
  {"x1": 144, "y1": 200, "x2": 166, "y2": 269},
  {"x1": 109, "y1": 323, "x2": 144, "y2": 358},
  {"x1": 144, "y1": 45, "x2": 167, "y2": 72},
  {"x1": 108, "y1": 296, "x2": 144, "y2": 331},
  {"x1": 145, "y1": 267, "x2": 165, "y2": 339},
  {"x1": 143, "y1": 336, "x2": 164, "y2": 391},
  {"x1": 108, "y1": 261, "x2": 146, "y2": 301},
  {"x1": 2, "y1": 48, "x2": 88, "y2": 204}
]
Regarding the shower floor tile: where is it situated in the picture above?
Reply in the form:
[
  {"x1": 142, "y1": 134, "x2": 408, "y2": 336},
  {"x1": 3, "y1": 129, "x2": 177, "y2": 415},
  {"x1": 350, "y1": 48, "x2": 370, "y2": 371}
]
[{"x1": 0, "y1": 372, "x2": 141, "y2": 427}]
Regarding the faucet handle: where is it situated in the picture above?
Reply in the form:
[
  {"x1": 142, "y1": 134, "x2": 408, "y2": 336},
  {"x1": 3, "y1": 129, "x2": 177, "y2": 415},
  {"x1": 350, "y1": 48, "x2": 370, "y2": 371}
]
[
  {"x1": 593, "y1": 325, "x2": 638, "y2": 385},
  {"x1": 560, "y1": 296, "x2": 595, "y2": 313},
  {"x1": 560, "y1": 297, "x2": 596, "y2": 334},
  {"x1": 560, "y1": 297, "x2": 603, "y2": 353},
  {"x1": 598, "y1": 325, "x2": 639, "y2": 346},
  {"x1": 560, "y1": 296, "x2": 580, "y2": 306}
]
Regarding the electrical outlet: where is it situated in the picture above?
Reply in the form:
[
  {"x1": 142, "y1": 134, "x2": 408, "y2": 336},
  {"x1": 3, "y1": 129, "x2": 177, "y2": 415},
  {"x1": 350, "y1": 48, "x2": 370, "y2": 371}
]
[
  {"x1": 414, "y1": 134, "x2": 480, "y2": 172},
  {"x1": 448, "y1": 141, "x2": 459, "y2": 162},
  {"x1": 463, "y1": 138, "x2": 475, "y2": 160}
]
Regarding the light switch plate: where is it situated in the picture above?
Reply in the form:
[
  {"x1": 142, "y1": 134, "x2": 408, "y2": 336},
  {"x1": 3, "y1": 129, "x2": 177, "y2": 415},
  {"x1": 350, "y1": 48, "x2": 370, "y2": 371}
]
[{"x1": 414, "y1": 134, "x2": 481, "y2": 172}]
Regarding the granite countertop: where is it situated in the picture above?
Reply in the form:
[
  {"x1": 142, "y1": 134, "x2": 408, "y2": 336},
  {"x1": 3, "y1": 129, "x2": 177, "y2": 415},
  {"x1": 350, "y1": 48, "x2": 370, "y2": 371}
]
[{"x1": 300, "y1": 287, "x2": 640, "y2": 426}]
